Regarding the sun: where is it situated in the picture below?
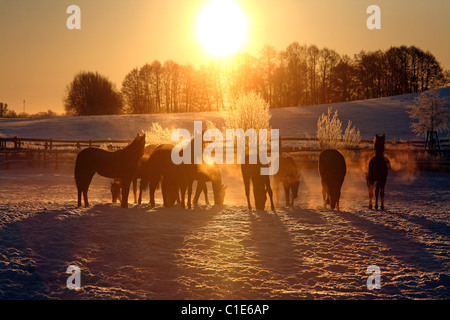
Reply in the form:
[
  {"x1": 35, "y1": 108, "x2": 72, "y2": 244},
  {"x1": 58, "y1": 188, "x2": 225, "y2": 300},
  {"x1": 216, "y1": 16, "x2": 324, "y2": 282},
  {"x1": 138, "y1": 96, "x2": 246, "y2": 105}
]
[{"x1": 196, "y1": 0, "x2": 248, "y2": 58}]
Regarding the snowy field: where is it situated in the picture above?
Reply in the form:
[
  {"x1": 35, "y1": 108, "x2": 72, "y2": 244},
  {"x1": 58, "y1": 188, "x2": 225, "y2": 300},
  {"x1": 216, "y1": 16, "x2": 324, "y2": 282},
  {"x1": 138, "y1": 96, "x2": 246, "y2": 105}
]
[{"x1": 0, "y1": 89, "x2": 449, "y2": 300}]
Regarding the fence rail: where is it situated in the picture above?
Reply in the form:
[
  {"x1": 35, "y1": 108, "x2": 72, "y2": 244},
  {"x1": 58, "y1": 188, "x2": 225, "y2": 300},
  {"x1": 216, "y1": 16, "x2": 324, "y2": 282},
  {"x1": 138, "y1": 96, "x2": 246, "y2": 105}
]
[{"x1": 0, "y1": 136, "x2": 449, "y2": 170}]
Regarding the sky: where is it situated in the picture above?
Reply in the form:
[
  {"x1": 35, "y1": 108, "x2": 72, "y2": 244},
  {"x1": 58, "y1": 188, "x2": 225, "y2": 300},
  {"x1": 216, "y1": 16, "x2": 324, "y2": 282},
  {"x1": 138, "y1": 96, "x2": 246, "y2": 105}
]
[{"x1": 0, "y1": 0, "x2": 449, "y2": 114}]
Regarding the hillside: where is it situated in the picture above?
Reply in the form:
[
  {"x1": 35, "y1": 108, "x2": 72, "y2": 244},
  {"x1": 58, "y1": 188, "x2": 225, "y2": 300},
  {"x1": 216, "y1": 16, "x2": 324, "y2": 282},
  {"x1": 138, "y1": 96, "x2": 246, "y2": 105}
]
[{"x1": 1, "y1": 87, "x2": 449, "y2": 141}]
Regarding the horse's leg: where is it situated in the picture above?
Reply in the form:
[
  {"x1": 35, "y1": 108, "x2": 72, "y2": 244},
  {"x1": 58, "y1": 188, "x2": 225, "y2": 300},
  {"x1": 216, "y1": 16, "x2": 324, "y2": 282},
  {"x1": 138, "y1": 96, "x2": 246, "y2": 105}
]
[
  {"x1": 193, "y1": 180, "x2": 202, "y2": 205},
  {"x1": 273, "y1": 177, "x2": 280, "y2": 207},
  {"x1": 77, "y1": 187, "x2": 82, "y2": 207},
  {"x1": 321, "y1": 180, "x2": 328, "y2": 208},
  {"x1": 83, "y1": 187, "x2": 89, "y2": 208},
  {"x1": 150, "y1": 183, "x2": 157, "y2": 207},
  {"x1": 203, "y1": 182, "x2": 210, "y2": 205},
  {"x1": 133, "y1": 177, "x2": 137, "y2": 204},
  {"x1": 368, "y1": 181, "x2": 374, "y2": 209},
  {"x1": 380, "y1": 183, "x2": 385, "y2": 211},
  {"x1": 138, "y1": 179, "x2": 144, "y2": 205},
  {"x1": 266, "y1": 180, "x2": 275, "y2": 211},
  {"x1": 161, "y1": 179, "x2": 168, "y2": 207},
  {"x1": 284, "y1": 183, "x2": 290, "y2": 207},
  {"x1": 187, "y1": 180, "x2": 193, "y2": 209},
  {"x1": 120, "y1": 178, "x2": 132, "y2": 209},
  {"x1": 375, "y1": 182, "x2": 380, "y2": 210},
  {"x1": 242, "y1": 167, "x2": 252, "y2": 210},
  {"x1": 179, "y1": 184, "x2": 186, "y2": 209}
]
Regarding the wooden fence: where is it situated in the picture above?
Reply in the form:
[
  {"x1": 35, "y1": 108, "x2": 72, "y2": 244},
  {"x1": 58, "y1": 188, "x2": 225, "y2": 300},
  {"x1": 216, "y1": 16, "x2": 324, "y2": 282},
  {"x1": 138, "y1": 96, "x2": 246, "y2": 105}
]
[{"x1": 0, "y1": 136, "x2": 449, "y2": 170}]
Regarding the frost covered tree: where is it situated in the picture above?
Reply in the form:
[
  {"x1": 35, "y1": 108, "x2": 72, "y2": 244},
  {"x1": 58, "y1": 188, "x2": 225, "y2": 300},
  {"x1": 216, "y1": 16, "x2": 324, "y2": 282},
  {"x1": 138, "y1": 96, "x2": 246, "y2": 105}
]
[
  {"x1": 407, "y1": 90, "x2": 449, "y2": 138},
  {"x1": 317, "y1": 107, "x2": 361, "y2": 149},
  {"x1": 223, "y1": 91, "x2": 271, "y2": 131}
]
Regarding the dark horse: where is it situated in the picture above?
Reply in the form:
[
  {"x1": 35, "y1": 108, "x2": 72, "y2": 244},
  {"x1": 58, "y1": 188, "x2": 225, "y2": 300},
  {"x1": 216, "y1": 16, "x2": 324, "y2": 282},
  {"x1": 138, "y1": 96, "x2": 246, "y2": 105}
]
[
  {"x1": 318, "y1": 149, "x2": 346, "y2": 211},
  {"x1": 273, "y1": 155, "x2": 300, "y2": 207},
  {"x1": 193, "y1": 163, "x2": 227, "y2": 206},
  {"x1": 110, "y1": 144, "x2": 159, "y2": 205},
  {"x1": 241, "y1": 154, "x2": 275, "y2": 211},
  {"x1": 139, "y1": 142, "x2": 198, "y2": 208},
  {"x1": 75, "y1": 133, "x2": 145, "y2": 208},
  {"x1": 367, "y1": 134, "x2": 390, "y2": 210}
]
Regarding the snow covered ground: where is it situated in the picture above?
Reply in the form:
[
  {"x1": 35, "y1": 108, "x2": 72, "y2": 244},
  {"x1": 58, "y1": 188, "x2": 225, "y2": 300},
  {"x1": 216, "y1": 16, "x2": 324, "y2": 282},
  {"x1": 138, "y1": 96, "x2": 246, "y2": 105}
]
[
  {"x1": 0, "y1": 89, "x2": 449, "y2": 300},
  {"x1": 0, "y1": 164, "x2": 448, "y2": 300}
]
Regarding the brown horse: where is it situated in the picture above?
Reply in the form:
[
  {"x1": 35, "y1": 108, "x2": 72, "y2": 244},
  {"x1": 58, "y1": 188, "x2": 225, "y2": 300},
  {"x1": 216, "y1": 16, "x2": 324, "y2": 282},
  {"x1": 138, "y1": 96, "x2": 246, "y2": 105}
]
[
  {"x1": 241, "y1": 160, "x2": 275, "y2": 211},
  {"x1": 367, "y1": 134, "x2": 390, "y2": 210},
  {"x1": 75, "y1": 133, "x2": 145, "y2": 208},
  {"x1": 110, "y1": 144, "x2": 159, "y2": 205},
  {"x1": 193, "y1": 163, "x2": 226, "y2": 206},
  {"x1": 318, "y1": 149, "x2": 346, "y2": 211},
  {"x1": 273, "y1": 155, "x2": 300, "y2": 207},
  {"x1": 138, "y1": 142, "x2": 197, "y2": 208}
]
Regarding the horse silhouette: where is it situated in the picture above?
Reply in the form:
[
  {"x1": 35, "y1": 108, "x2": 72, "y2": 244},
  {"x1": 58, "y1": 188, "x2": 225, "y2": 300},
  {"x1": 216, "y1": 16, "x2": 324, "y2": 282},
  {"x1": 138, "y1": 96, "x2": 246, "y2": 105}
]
[
  {"x1": 367, "y1": 134, "x2": 390, "y2": 210},
  {"x1": 273, "y1": 155, "x2": 300, "y2": 207},
  {"x1": 318, "y1": 149, "x2": 346, "y2": 211},
  {"x1": 241, "y1": 156, "x2": 275, "y2": 211},
  {"x1": 138, "y1": 142, "x2": 197, "y2": 208},
  {"x1": 193, "y1": 163, "x2": 226, "y2": 206},
  {"x1": 110, "y1": 144, "x2": 158, "y2": 205},
  {"x1": 75, "y1": 133, "x2": 145, "y2": 208}
]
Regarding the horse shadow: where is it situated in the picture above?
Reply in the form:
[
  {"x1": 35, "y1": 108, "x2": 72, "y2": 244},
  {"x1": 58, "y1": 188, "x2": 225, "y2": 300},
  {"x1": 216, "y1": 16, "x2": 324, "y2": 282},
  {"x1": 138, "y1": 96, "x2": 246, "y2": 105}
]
[
  {"x1": 336, "y1": 209, "x2": 444, "y2": 272},
  {"x1": 0, "y1": 203, "x2": 218, "y2": 299},
  {"x1": 248, "y1": 210, "x2": 298, "y2": 277}
]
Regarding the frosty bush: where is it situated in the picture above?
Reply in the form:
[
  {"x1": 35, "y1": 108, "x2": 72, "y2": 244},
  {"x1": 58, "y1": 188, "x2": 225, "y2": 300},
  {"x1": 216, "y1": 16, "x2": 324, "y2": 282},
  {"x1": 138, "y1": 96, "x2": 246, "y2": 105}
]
[
  {"x1": 142, "y1": 122, "x2": 174, "y2": 145},
  {"x1": 407, "y1": 90, "x2": 449, "y2": 137},
  {"x1": 317, "y1": 107, "x2": 361, "y2": 149},
  {"x1": 223, "y1": 91, "x2": 271, "y2": 131}
]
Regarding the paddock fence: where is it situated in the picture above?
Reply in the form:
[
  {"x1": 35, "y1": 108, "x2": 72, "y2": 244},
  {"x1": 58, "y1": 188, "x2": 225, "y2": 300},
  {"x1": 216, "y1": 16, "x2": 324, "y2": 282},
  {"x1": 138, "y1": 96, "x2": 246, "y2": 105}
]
[{"x1": 0, "y1": 136, "x2": 449, "y2": 171}]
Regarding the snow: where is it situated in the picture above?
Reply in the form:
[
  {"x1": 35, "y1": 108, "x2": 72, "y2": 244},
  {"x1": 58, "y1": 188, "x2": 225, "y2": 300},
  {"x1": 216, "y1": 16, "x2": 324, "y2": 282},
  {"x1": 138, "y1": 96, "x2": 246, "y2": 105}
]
[
  {"x1": 0, "y1": 89, "x2": 449, "y2": 299},
  {"x1": 1, "y1": 87, "x2": 449, "y2": 141}
]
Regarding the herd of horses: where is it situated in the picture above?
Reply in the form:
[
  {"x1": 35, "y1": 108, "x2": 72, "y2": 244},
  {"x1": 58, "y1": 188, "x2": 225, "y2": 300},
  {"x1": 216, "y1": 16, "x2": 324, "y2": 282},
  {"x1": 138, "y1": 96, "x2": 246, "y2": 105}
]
[{"x1": 74, "y1": 133, "x2": 389, "y2": 212}]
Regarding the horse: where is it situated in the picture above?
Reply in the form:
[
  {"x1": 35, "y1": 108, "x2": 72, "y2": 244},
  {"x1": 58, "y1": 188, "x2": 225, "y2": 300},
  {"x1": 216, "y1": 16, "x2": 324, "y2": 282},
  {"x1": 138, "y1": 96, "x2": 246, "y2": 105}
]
[
  {"x1": 138, "y1": 142, "x2": 197, "y2": 208},
  {"x1": 193, "y1": 163, "x2": 227, "y2": 206},
  {"x1": 318, "y1": 149, "x2": 346, "y2": 211},
  {"x1": 75, "y1": 133, "x2": 145, "y2": 208},
  {"x1": 241, "y1": 158, "x2": 275, "y2": 211},
  {"x1": 367, "y1": 134, "x2": 390, "y2": 210},
  {"x1": 110, "y1": 144, "x2": 158, "y2": 205},
  {"x1": 273, "y1": 155, "x2": 300, "y2": 207}
]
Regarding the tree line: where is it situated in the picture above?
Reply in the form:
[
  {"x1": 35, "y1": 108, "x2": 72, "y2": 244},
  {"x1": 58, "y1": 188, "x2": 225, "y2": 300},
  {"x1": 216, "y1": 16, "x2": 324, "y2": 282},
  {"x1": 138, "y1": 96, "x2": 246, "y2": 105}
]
[{"x1": 64, "y1": 43, "x2": 449, "y2": 116}]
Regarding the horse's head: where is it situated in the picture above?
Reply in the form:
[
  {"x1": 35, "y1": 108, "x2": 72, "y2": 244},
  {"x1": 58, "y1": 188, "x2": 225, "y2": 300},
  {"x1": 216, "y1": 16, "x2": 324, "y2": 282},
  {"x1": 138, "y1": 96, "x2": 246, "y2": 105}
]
[
  {"x1": 374, "y1": 134, "x2": 385, "y2": 154},
  {"x1": 110, "y1": 179, "x2": 121, "y2": 203},
  {"x1": 133, "y1": 133, "x2": 146, "y2": 158}
]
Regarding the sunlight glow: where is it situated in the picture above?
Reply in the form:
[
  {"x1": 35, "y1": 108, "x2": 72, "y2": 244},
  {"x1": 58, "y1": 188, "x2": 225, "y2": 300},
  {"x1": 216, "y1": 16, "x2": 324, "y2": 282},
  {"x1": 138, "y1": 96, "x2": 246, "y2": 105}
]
[{"x1": 196, "y1": 0, "x2": 248, "y2": 58}]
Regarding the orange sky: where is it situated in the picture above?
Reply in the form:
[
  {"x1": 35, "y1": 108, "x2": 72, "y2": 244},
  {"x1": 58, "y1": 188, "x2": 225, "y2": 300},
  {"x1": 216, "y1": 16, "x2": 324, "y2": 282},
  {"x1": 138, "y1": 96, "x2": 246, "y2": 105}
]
[{"x1": 0, "y1": 0, "x2": 449, "y2": 114}]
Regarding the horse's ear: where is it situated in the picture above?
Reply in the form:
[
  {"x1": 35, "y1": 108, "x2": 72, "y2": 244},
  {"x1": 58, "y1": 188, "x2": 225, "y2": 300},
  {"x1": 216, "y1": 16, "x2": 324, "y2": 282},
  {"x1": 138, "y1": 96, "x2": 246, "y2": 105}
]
[{"x1": 381, "y1": 134, "x2": 385, "y2": 139}]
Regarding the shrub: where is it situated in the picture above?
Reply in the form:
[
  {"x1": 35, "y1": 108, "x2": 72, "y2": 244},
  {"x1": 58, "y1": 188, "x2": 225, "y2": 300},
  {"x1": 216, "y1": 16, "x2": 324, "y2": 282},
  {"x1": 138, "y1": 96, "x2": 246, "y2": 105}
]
[{"x1": 317, "y1": 107, "x2": 361, "y2": 149}]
